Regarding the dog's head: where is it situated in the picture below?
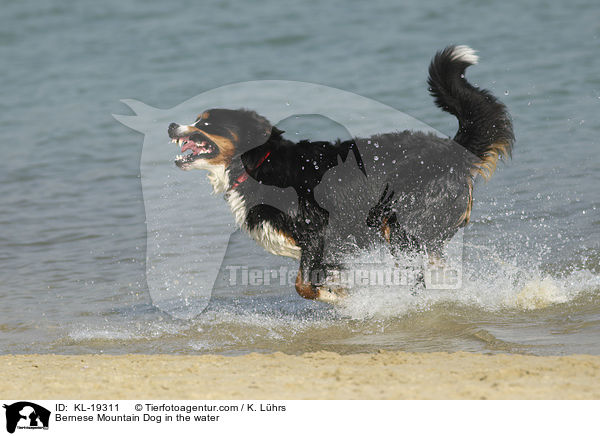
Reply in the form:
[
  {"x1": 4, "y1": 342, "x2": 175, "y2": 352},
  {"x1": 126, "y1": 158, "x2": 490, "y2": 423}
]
[{"x1": 168, "y1": 109, "x2": 273, "y2": 171}]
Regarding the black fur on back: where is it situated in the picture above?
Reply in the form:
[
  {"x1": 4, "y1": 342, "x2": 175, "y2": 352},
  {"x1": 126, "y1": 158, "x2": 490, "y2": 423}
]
[{"x1": 229, "y1": 126, "x2": 475, "y2": 262}]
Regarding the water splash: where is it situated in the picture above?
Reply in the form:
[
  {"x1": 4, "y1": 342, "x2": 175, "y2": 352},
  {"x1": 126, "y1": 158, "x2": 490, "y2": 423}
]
[
  {"x1": 334, "y1": 243, "x2": 600, "y2": 319},
  {"x1": 61, "y1": 243, "x2": 600, "y2": 355}
]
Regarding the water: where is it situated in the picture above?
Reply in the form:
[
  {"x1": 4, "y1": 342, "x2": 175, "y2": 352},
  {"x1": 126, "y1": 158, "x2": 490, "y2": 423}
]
[{"x1": 1, "y1": 0, "x2": 599, "y2": 356}]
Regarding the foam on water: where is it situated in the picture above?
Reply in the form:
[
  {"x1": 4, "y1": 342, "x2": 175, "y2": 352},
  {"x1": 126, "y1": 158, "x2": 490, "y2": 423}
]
[
  {"x1": 67, "y1": 316, "x2": 188, "y2": 343},
  {"x1": 334, "y1": 244, "x2": 600, "y2": 319}
]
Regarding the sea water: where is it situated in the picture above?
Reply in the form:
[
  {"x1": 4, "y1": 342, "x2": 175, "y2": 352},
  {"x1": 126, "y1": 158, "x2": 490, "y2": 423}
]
[{"x1": 0, "y1": 0, "x2": 598, "y2": 355}]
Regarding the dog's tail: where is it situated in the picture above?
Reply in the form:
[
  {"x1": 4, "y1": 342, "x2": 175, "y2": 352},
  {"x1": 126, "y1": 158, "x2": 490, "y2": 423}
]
[{"x1": 428, "y1": 45, "x2": 514, "y2": 179}]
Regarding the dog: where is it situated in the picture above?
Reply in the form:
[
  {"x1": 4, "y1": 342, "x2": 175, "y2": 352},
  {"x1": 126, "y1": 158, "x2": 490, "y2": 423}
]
[{"x1": 167, "y1": 46, "x2": 514, "y2": 302}]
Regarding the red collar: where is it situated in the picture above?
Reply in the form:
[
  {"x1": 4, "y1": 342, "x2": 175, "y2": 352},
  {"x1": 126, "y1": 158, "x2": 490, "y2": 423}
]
[{"x1": 229, "y1": 151, "x2": 271, "y2": 191}]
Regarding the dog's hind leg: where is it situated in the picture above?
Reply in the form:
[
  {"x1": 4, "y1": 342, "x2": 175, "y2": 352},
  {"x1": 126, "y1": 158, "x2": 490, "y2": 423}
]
[
  {"x1": 367, "y1": 184, "x2": 422, "y2": 255},
  {"x1": 385, "y1": 224, "x2": 431, "y2": 293}
]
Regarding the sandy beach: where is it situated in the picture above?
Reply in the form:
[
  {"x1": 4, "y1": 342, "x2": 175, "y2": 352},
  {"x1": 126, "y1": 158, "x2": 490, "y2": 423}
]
[{"x1": 1, "y1": 351, "x2": 599, "y2": 400}]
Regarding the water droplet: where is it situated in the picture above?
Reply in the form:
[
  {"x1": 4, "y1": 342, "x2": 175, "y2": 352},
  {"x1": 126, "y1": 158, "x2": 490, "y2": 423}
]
[
  {"x1": 285, "y1": 101, "x2": 291, "y2": 106},
  {"x1": 504, "y1": 90, "x2": 509, "y2": 95},
  {"x1": 374, "y1": 156, "x2": 379, "y2": 161}
]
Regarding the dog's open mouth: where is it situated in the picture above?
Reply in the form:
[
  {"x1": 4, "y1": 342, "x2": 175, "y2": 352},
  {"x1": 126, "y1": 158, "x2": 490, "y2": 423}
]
[{"x1": 171, "y1": 134, "x2": 218, "y2": 165}]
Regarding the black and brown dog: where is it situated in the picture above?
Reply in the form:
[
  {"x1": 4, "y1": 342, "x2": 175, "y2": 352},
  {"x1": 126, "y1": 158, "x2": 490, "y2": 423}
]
[{"x1": 168, "y1": 46, "x2": 514, "y2": 302}]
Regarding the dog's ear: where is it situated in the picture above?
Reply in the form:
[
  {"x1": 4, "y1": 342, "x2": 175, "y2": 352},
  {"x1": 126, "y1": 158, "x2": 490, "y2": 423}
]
[
  {"x1": 236, "y1": 110, "x2": 274, "y2": 151},
  {"x1": 271, "y1": 126, "x2": 285, "y2": 137}
]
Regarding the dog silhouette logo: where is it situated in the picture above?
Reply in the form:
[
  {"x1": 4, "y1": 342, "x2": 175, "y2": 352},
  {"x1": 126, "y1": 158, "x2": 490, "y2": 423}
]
[{"x1": 3, "y1": 402, "x2": 50, "y2": 433}]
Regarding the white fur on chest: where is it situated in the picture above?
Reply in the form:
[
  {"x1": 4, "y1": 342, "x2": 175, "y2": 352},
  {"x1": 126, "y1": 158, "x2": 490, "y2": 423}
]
[{"x1": 222, "y1": 181, "x2": 301, "y2": 260}]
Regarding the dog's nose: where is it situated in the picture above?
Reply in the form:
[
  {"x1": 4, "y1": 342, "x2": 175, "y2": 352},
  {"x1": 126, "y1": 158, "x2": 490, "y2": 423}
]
[{"x1": 168, "y1": 123, "x2": 179, "y2": 137}]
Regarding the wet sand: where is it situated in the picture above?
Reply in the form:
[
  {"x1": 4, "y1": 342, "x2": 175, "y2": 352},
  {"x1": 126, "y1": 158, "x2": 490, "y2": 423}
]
[{"x1": 1, "y1": 352, "x2": 599, "y2": 399}]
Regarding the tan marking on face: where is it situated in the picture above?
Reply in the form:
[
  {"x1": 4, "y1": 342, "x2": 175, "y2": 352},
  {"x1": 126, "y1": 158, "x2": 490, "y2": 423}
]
[
  {"x1": 200, "y1": 131, "x2": 236, "y2": 166},
  {"x1": 195, "y1": 111, "x2": 211, "y2": 122},
  {"x1": 227, "y1": 129, "x2": 239, "y2": 142}
]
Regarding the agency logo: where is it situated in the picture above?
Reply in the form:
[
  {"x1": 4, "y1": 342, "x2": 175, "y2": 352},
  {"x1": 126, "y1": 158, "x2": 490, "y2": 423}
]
[{"x1": 3, "y1": 402, "x2": 50, "y2": 434}]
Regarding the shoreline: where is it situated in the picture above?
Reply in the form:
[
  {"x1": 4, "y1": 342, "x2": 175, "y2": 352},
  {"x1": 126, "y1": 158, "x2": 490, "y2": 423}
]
[{"x1": 1, "y1": 351, "x2": 599, "y2": 399}]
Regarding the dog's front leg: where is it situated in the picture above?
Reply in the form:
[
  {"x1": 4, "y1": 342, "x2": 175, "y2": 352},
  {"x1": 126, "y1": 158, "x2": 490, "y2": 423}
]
[
  {"x1": 293, "y1": 195, "x2": 345, "y2": 303},
  {"x1": 294, "y1": 194, "x2": 330, "y2": 300},
  {"x1": 295, "y1": 238, "x2": 347, "y2": 303},
  {"x1": 295, "y1": 233, "x2": 325, "y2": 300}
]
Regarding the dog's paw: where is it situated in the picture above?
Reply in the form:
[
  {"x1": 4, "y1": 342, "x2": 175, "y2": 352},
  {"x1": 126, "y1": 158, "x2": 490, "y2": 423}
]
[{"x1": 315, "y1": 286, "x2": 348, "y2": 303}]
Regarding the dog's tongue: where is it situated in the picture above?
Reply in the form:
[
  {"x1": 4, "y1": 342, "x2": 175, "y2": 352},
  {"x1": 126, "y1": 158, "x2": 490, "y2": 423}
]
[{"x1": 181, "y1": 141, "x2": 198, "y2": 154}]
